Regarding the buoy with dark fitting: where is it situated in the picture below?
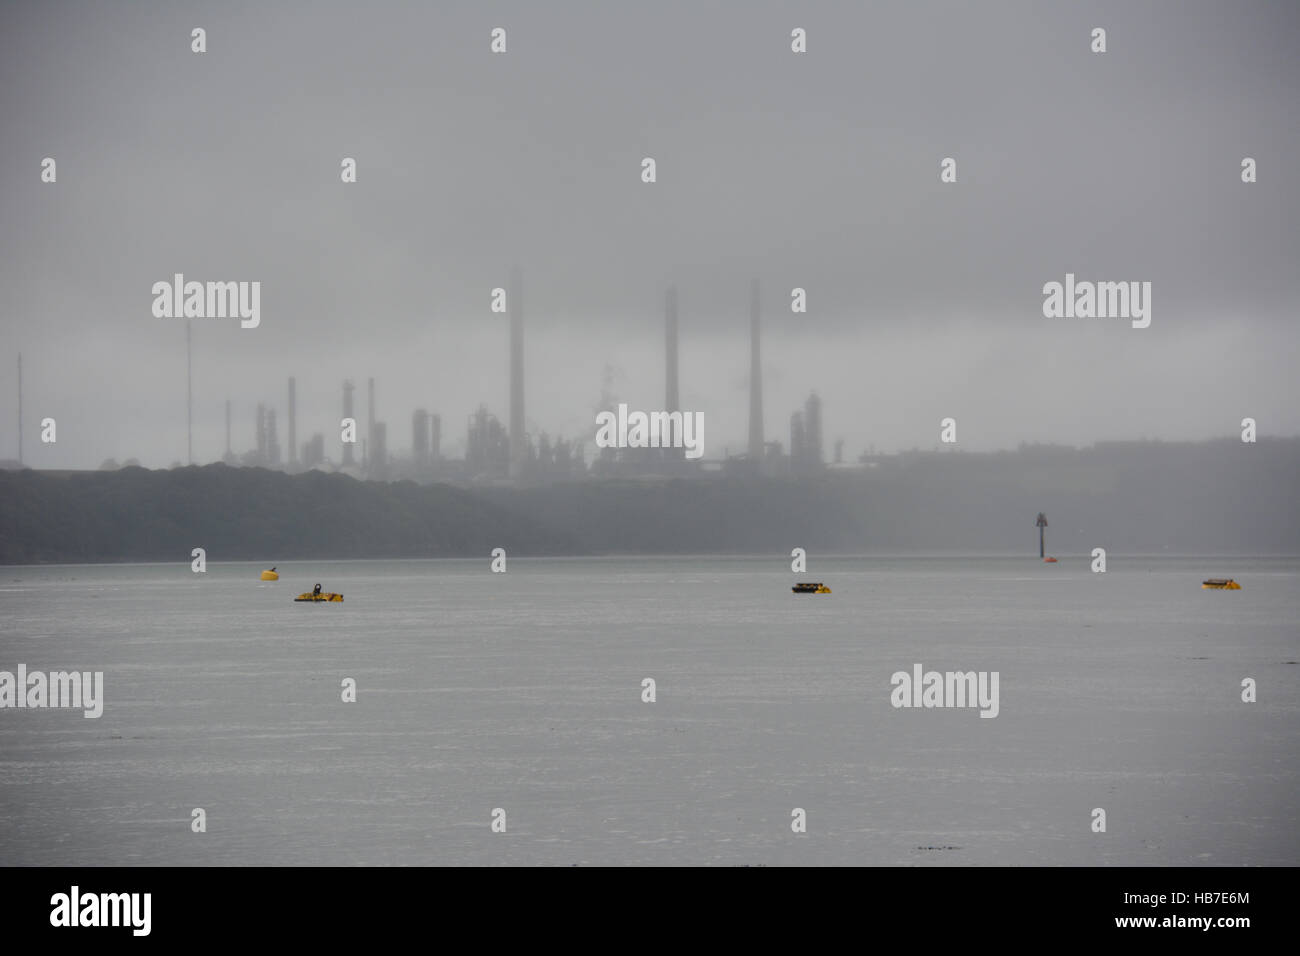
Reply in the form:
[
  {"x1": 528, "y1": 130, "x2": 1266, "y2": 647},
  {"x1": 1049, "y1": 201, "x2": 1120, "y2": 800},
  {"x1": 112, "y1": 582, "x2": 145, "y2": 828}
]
[
  {"x1": 295, "y1": 582, "x2": 343, "y2": 602},
  {"x1": 792, "y1": 582, "x2": 831, "y2": 594},
  {"x1": 260, "y1": 566, "x2": 279, "y2": 581}
]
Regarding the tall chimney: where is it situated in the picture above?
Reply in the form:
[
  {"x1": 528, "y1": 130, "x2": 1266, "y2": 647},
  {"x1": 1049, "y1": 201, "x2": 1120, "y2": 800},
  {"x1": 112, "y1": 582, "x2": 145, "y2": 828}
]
[
  {"x1": 747, "y1": 279, "x2": 763, "y2": 462},
  {"x1": 16, "y1": 353, "x2": 22, "y2": 467},
  {"x1": 508, "y1": 267, "x2": 525, "y2": 480},
  {"x1": 367, "y1": 376, "x2": 375, "y2": 468},
  {"x1": 267, "y1": 408, "x2": 280, "y2": 465},
  {"x1": 288, "y1": 377, "x2": 297, "y2": 465},
  {"x1": 342, "y1": 380, "x2": 355, "y2": 466},
  {"x1": 256, "y1": 404, "x2": 266, "y2": 459},
  {"x1": 665, "y1": 287, "x2": 679, "y2": 454},
  {"x1": 790, "y1": 411, "x2": 805, "y2": 473},
  {"x1": 224, "y1": 399, "x2": 231, "y2": 458},
  {"x1": 412, "y1": 409, "x2": 429, "y2": 465},
  {"x1": 186, "y1": 321, "x2": 192, "y2": 465},
  {"x1": 804, "y1": 392, "x2": 822, "y2": 467}
]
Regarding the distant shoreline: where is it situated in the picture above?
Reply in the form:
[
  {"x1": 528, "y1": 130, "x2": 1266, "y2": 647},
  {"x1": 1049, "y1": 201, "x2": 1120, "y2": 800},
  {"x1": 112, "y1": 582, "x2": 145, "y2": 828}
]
[
  {"x1": 3, "y1": 439, "x2": 1298, "y2": 564},
  {"x1": 2, "y1": 553, "x2": 1296, "y2": 571}
]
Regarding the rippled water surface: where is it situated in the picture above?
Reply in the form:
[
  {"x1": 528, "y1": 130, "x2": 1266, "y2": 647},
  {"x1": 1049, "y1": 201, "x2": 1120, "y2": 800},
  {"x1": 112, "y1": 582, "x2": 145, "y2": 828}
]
[{"x1": 1, "y1": 555, "x2": 1296, "y2": 865}]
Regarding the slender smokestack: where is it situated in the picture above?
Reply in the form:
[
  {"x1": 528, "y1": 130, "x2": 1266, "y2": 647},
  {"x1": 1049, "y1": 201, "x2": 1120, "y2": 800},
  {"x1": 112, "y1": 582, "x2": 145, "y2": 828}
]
[
  {"x1": 186, "y1": 321, "x2": 192, "y2": 465},
  {"x1": 288, "y1": 377, "x2": 297, "y2": 465},
  {"x1": 666, "y1": 287, "x2": 679, "y2": 453},
  {"x1": 508, "y1": 266, "x2": 524, "y2": 480},
  {"x1": 16, "y1": 353, "x2": 22, "y2": 467},
  {"x1": 367, "y1": 377, "x2": 375, "y2": 468},
  {"x1": 412, "y1": 409, "x2": 429, "y2": 465},
  {"x1": 790, "y1": 411, "x2": 805, "y2": 473},
  {"x1": 342, "y1": 380, "x2": 355, "y2": 466},
  {"x1": 747, "y1": 279, "x2": 763, "y2": 462},
  {"x1": 224, "y1": 399, "x2": 231, "y2": 457},
  {"x1": 267, "y1": 408, "x2": 280, "y2": 465},
  {"x1": 804, "y1": 392, "x2": 822, "y2": 467}
]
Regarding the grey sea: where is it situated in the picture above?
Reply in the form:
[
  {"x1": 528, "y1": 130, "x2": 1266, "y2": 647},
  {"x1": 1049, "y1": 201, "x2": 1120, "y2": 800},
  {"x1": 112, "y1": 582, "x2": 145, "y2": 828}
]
[{"x1": 1, "y1": 555, "x2": 1296, "y2": 866}]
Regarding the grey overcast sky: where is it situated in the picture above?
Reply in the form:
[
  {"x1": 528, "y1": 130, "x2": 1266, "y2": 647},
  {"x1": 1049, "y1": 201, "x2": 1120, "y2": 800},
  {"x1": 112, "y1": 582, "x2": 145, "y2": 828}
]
[{"x1": 2, "y1": 0, "x2": 1297, "y2": 469}]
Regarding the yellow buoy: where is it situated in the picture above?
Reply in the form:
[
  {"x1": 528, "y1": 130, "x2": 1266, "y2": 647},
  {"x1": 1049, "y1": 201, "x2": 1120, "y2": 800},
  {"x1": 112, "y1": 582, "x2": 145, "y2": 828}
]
[{"x1": 260, "y1": 568, "x2": 279, "y2": 581}]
